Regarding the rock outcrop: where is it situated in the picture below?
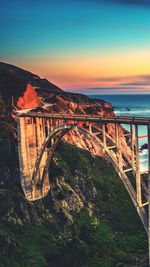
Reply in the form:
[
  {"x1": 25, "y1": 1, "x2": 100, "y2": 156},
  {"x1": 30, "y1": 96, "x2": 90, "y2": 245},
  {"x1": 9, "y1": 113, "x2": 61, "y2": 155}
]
[
  {"x1": 12, "y1": 80, "x2": 131, "y2": 167},
  {"x1": 17, "y1": 84, "x2": 42, "y2": 110}
]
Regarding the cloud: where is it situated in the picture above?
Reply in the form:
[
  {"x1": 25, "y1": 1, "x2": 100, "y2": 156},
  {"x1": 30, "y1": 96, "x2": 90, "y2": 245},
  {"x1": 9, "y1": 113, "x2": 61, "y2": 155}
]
[
  {"x1": 121, "y1": 81, "x2": 150, "y2": 87},
  {"x1": 87, "y1": 86, "x2": 148, "y2": 91},
  {"x1": 120, "y1": 75, "x2": 150, "y2": 87},
  {"x1": 77, "y1": 74, "x2": 150, "y2": 94},
  {"x1": 94, "y1": 77, "x2": 124, "y2": 82},
  {"x1": 138, "y1": 75, "x2": 150, "y2": 80},
  {"x1": 94, "y1": 74, "x2": 150, "y2": 87}
]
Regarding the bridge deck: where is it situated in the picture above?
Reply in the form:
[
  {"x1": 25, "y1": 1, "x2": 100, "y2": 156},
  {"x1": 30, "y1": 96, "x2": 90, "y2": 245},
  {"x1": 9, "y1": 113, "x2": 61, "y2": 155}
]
[{"x1": 17, "y1": 111, "x2": 150, "y2": 125}]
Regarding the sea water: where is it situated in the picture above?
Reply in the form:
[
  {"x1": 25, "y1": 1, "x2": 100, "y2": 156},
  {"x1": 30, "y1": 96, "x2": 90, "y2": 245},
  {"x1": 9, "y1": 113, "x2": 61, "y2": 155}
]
[{"x1": 90, "y1": 95, "x2": 150, "y2": 172}]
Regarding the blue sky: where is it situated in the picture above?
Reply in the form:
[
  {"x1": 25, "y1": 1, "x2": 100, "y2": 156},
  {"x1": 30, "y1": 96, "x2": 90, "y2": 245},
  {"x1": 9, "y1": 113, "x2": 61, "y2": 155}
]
[{"x1": 1, "y1": 0, "x2": 150, "y2": 94}]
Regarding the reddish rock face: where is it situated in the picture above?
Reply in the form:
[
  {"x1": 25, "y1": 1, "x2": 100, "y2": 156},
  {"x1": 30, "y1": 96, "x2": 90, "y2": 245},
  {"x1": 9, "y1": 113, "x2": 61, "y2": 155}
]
[
  {"x1": 15, "y1": 84, "x2": 130, "y2": 159},
  {"x1": 17, "y1": 84, "x2": 42, "y2": 110}
]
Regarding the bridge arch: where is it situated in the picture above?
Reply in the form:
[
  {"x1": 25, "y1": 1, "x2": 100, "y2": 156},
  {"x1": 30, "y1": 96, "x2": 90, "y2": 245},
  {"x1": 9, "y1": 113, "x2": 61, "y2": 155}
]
[{"x1": 31, "y1": 123, "x2": 147, "y2": 232}]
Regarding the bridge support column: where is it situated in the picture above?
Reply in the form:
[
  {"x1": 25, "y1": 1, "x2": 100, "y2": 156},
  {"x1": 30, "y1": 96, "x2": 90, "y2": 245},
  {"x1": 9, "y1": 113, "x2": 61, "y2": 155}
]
[
  {"x1": 115, "y1": 123, "x2": 122, "y2": 169},
  {"x1": 130, "y1": 124, "x2": 135, "y2": 171},
  {"x1": 17, "y1": 117, "x2": 32, "y2": 198},
  {"x1": 115, "y1": 124, "x2": 119, "y2": 160},
  {"x1": 89, "y1": 123, "x2": 92, "y2": 134},
  {"x1": 135, "y1": 125, "x2": 142, "y2": 207},
  {"x1": 115, "y1": 123, "x2": 119, "y2": 147},
  {"x1": 102, "y1": 124, "x2": 106, "y2": 148},
  {"x1": 32, "y1": 117, "x2": 50, "y2": 200},
  {"x1": 118, "y1": 125, "x2": 123, "y2": 170}
]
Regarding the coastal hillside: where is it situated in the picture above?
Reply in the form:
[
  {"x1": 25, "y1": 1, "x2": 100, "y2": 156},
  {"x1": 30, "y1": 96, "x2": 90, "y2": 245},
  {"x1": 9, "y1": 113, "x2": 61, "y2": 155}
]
[
  {"x1": 0, "y1": 62, "x2": 117, "y2": 157},
  {"x1": 0, "y1": 63, "x2": 148, "y2": 266},
  {"x1": 0, "y1": 62, "x2": 62, "y2": 106}
]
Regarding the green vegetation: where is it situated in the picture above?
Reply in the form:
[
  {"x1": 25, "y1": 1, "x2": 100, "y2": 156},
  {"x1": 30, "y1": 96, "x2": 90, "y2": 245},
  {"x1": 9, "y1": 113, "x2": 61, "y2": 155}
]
[{"x1": 0, "y1": 142, "x2": 148, "y2": 267}]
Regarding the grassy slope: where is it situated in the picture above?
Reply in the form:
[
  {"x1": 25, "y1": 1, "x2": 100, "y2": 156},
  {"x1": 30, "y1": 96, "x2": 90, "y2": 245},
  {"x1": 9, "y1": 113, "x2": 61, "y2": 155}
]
[{"x1": 0, "y1": 142, "x2": 148, "y2": 267}]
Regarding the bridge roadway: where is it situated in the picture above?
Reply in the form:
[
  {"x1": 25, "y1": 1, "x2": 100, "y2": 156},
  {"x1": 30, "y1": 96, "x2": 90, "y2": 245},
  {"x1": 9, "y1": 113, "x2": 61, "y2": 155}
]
[{"x1": 17, "y1": 111, "x2": 150, "y2": 125}]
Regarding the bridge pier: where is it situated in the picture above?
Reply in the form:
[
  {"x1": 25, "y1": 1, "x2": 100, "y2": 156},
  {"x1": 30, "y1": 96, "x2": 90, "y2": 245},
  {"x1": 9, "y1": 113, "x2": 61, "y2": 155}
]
[
  {"x1": 135, "y1": 125, "x2": 142, "y2": 207},
  {"x1": 115, "y1": 124, "x2": 120, "y2": 168},
  {"x1": 118, "y1": 126, "x2": 123, "y2": 170},
  {"x1": 88, "y1": 122, "x2": 92, "y2": 134},
  {"x1": 18, "y1": 117, "x2": 31, "y2": 194},
  {"x1": 130, "y1": 124, "x2": 135, "y2": 171},
  {"x1": 102, "y1": 124, "x2": 106, "y2": 148}
]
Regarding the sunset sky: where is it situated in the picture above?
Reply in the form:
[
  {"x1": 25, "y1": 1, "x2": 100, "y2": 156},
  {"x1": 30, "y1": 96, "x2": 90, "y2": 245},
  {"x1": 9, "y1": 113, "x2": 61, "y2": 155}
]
[{"x1": 1, "y1": 0, "x2": 150, "y2": 94}]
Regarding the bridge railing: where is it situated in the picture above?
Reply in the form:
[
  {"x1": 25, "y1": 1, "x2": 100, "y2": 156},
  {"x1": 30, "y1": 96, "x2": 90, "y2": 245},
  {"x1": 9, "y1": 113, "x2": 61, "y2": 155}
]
[{"x1": 16, "y1": 111, "x2": 150, "y2": 124}]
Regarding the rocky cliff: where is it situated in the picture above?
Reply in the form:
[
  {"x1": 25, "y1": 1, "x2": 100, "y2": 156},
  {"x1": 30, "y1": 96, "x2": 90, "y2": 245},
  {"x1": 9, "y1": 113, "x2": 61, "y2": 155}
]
[
  {"x1": 15, "y1": 82, "x2": 131, "y2": 160},
  {"x1": 15, "y1": 82, "x2": 116, "y2": 157},
  {"x1": 0, "y1": 62, "x2": 62, "y2": 108},
  {"x1": 17, "y1": 84, "x2": 42, "y2": 110}
]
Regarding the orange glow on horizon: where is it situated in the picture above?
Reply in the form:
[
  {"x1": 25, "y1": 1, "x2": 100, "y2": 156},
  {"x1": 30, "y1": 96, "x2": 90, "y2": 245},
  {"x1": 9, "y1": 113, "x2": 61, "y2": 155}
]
[{"x1": 10, "y1": 47, "x2": 150, "y2": 91}]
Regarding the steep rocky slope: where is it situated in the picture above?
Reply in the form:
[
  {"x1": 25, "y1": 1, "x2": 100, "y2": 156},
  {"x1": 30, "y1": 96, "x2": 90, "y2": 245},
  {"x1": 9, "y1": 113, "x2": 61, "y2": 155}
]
[
  {"x1": 0, "y1": 62, "x2": 62, "y2": 107},
  {"x1": 15, "y1": 83, "x2": 131, "y2": 161},
  {"x1": 14, "y1": 80, "x2": 118, "y2": 157}
]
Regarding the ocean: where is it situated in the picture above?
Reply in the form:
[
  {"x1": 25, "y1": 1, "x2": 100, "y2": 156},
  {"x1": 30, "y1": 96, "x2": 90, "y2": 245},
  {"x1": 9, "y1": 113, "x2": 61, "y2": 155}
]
[{"x1": 90, "y1": 94, "x2": 150, "y2": 172}]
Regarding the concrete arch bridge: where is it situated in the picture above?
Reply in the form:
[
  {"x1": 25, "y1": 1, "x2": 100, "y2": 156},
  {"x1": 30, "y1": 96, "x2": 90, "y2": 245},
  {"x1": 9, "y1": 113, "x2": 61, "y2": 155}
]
[{"x1": 17, "y1": 112, "x2": 150, "y2": 258}]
